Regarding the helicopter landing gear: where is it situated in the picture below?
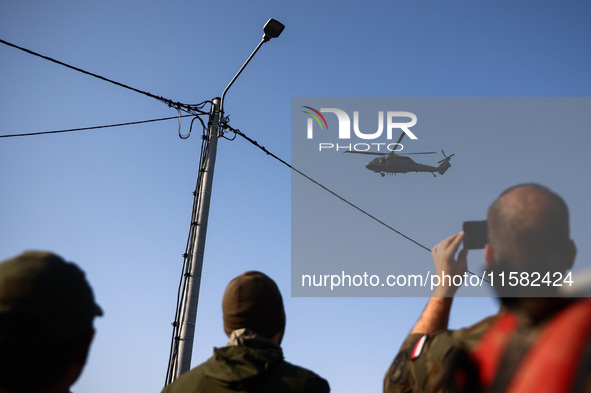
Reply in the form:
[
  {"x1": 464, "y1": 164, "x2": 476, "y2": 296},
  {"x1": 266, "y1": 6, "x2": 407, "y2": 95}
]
[
  {"x1": 431, "y1": 172, "x2": 436, "y2": 177},
  {"x1": 380, "y1": 172, "x2": 385, "y2": 177}
]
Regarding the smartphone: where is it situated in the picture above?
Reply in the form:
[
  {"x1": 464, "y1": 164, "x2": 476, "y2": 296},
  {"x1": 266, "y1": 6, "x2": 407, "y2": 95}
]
[{"x1": 462, "y1": 220, "x2": 488, "y2": 249}]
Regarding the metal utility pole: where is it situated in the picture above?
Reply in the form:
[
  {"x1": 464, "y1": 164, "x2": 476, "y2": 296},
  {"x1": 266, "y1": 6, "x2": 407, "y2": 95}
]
[{"x1": 166, "y1": 18, "x2": 285, "y2": 384}]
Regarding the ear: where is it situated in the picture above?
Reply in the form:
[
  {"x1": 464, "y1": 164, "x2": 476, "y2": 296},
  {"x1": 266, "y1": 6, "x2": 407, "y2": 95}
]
[
  {"x1": 566, "y1": 240, "x2": 576, "y2": 271},
  {"x1": 484, "y1": 244, "x2": 496, "y2": 270}
]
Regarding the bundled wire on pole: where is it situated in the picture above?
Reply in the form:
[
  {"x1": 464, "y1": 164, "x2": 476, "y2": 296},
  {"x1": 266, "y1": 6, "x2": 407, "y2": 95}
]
[{"x1": 165, "y1": 113, "x2": 211, "y2": 384}]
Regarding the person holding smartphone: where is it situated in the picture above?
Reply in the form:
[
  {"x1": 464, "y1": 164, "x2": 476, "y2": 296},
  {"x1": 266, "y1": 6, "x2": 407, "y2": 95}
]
[
  {"x1": 384, "y1": 231, "x2": 503, "y2": 393},
  {"x1": 384, "y1": 183, "x2": 587, "y2": 393}
]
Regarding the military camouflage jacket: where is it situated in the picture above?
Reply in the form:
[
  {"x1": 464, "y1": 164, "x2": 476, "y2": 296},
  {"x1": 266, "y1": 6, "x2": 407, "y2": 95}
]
[{"x1": 384, "y1": 313, "x2": 501, "y2": 393}]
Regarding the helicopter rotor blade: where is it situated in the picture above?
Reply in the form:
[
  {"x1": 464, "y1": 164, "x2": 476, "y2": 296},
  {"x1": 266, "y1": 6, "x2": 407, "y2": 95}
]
[
  {"x1": 345, "y1": 150, "x2": 437, "y2": 157},
  {"x1": 344, "y1": 151, "x2": 386, "y2": 156}
]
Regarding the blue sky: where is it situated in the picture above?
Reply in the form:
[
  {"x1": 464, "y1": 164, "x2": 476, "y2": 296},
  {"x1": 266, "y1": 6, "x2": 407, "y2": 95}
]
[{"x1": 1, "y1": 1, "x2": 590, "y2": 392}]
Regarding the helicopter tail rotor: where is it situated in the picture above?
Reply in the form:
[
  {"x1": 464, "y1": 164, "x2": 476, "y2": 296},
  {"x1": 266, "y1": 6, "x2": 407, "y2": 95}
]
[
  {"x1": 437, "y1": 150, "x2": 454, "y2": 175},
  {"x1": 438, "y1": 150, "x2": 455, "y2": 164}
]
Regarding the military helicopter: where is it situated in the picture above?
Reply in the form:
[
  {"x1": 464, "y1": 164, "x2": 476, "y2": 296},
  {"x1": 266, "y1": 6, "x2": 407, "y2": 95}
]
[{"x1": 345, "y1": 132, "x2": 455, "y2": 177}]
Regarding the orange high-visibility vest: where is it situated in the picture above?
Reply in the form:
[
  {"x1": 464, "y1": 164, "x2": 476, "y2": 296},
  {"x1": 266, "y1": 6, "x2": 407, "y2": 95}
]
[{"x1": 470, "y1": 299, "x2": 591, "y2": 393}]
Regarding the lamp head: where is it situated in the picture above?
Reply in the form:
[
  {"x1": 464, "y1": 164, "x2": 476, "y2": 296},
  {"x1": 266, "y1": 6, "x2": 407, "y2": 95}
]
[{"x1": 263, "y1": 19, "x2": 285, "y2": 42}]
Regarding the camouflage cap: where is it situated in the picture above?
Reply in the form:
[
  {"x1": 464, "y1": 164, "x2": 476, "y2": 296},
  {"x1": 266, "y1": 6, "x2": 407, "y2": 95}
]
[
  {"x1": 222, "y1": 271, "x2": 286, "y2": 339},
  {"x1": 0, "y1": 251, "x2": 102, "y2": 345}
]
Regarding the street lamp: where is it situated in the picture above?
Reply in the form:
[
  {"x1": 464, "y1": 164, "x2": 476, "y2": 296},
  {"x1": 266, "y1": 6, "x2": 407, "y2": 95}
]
[
  {"x1": 221, "y1": 18, "x2": 285, "y2": 112},
  {"x1": 165, "y1": 18, "x2": 284, "y2": 384}
]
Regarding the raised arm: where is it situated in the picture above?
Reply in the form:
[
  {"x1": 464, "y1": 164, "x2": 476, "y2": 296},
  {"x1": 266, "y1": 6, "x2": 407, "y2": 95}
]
[{"x1": 411, "y1": 232, "x2": 468, "y2": 334}]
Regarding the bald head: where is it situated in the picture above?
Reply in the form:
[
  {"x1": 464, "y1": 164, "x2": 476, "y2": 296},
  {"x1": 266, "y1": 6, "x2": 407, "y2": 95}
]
[{"x1": 487, "y1": 183, "x2": 572, "y2": 273}]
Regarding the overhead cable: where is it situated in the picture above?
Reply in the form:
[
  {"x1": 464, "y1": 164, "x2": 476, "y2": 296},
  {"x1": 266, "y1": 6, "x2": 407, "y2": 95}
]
[
  {"x1": 0, "y1": 115, "x2": 194, "y2": 139},
  {"x1": 224, "y1": 123, "x2": 431, "y2": 251},
  {"x1": 0, "y1": 38, "x2": 208, "y2": 116}
]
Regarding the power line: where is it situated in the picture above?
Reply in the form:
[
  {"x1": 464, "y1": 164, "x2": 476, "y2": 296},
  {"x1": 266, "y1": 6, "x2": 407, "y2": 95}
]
[
  {"x1": 224, "y1": 123, "x2": 431, "y2": 251},
  {"x1": 0, "y1": 38, "x2": 207, "y2": 115},
  {"x1": 0, "y1": 115, "x2": 193, "y2": 139},
  {"x1": 223, "y1": 123, "x2": 488, "y2": 283}
]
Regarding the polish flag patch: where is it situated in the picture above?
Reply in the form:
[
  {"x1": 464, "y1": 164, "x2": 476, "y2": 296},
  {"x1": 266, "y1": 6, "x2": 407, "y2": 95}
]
[{"x1": 410, "y1": 334, "x2": 428, "y2": 360}]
